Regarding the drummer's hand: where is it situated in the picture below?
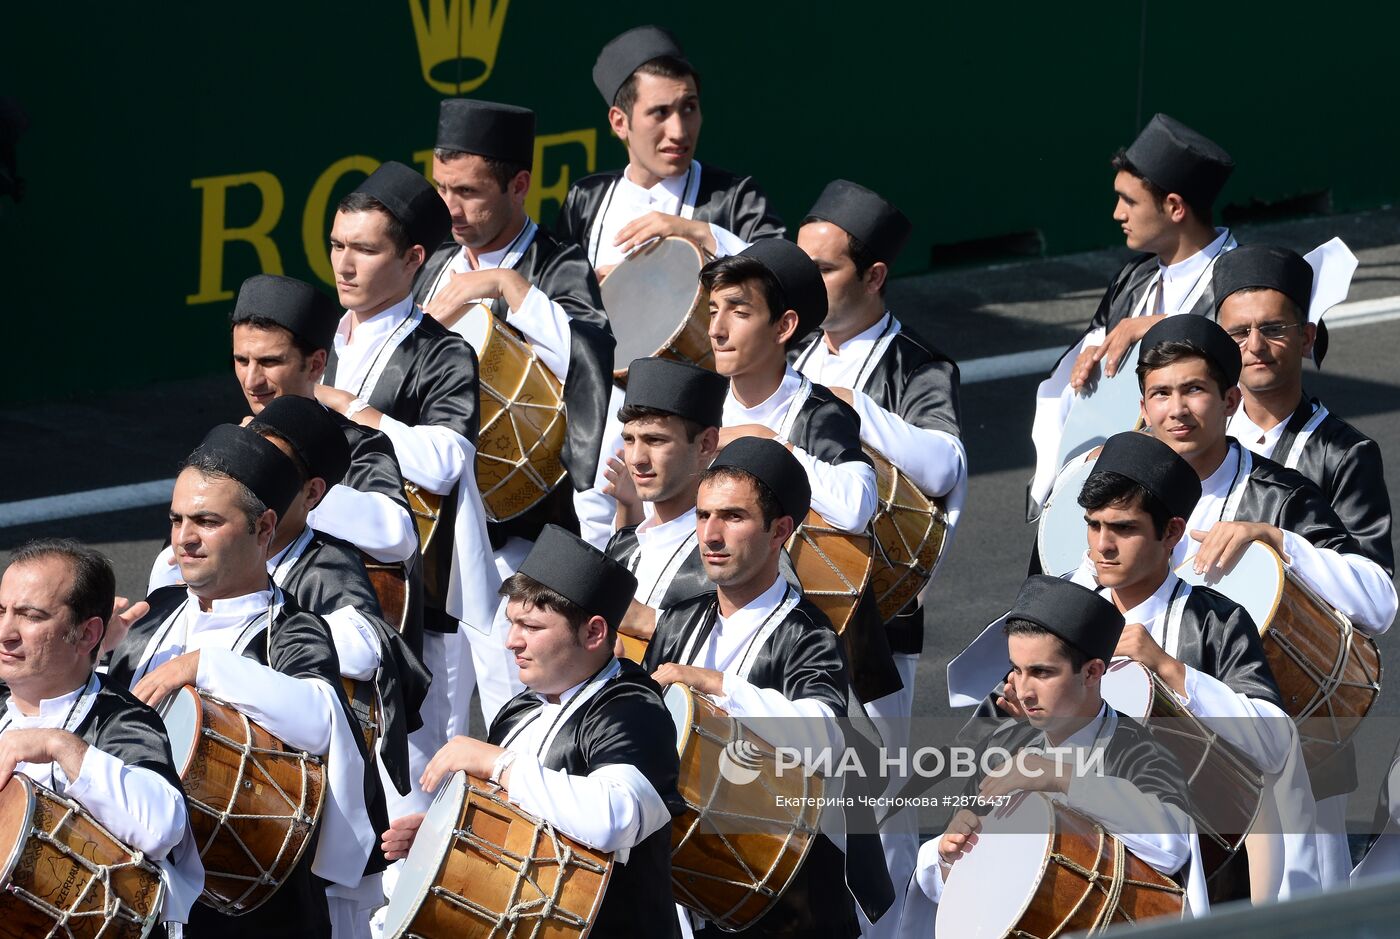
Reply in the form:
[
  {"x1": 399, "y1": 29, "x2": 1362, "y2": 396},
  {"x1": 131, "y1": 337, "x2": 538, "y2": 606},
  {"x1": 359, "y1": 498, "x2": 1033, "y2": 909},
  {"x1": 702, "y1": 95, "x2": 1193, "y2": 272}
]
[
  {"x1": 421, "y1": 736, "x2": 505, "y2": 793},
  {"x1": 102, "y1": 595, "x2": 150, "y2": 655},
  {"x1": 614, "y1": 212, "x2": 715, "y2": 257},
  {"x1": 937, "y1": 809, "x2": 982, "y2": 867},
  {"x1": 619, "y1": 599, "x2": 657, "y2": 641},
  {"x1": 995, "y1": 677, "x2": 1027, "y2": 720},
  {"x1": 651, "y1": 663, "x2": 724, "y2": 696},
  {"x1": 1097, "y1": 315, "x2": 1161, "y2": 379},
  {"x1": 314, "y1": 384, "x2": 357, "y2": 416},
  {"x1": 594, "y1": 263, "x2": 618, "y2": 283},
  {"x1": 716, "y1": 424, "x2": 776, "y2": 450},
  {"x1": 132, "y1": 652, "x2": 200, "y2": 708},
  {"x1": 1189, "y1": 522, "x2": 1286, "y2": 577},
  {"x1": 602, "y1": 450, "x2": 641, "y2": 512},
  {"x1": 1115, "y1": 624, "x2": 1187, "y2": 695},
  {"x1": 1068, "y1": 343, "x2": 1101, "y2": 391},
  {"x1": 0, "y1": 729, "x2": 89, "y2": 791},
  {"x1": 381, "y1": 813, "x2": 425, "y2": 861},
  {"x1": 978, "y1": 752, "x2": 1070, "y2": 800}
]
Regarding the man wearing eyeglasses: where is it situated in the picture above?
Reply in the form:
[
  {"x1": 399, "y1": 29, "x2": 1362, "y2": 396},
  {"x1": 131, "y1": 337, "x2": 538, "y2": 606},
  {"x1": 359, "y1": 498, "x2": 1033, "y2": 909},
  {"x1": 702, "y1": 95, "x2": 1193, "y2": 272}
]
[{"x1": 1214, "y1": 245, "x2": 1393, "y2": 576}]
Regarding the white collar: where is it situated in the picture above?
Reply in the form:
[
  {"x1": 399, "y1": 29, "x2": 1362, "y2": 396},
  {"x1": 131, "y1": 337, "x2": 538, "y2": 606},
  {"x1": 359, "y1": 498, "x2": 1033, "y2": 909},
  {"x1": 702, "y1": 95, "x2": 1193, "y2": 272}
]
[
  {"x1": 3, "y1": 678, "x2": 90, "y2": 721},
  {"x1": 531, "y1": 657, "x2": 620, "y2": 707},
  {"x1": 727, "y1": 365, "x2": 803, "y2": 415},
  {"x1": 1229, "y1": 405, "x2": 1289, "y2": 457},
  {"x1": 821, "y1": 311, "x2": 892, "y2": 357},
  {"x1": 334, "y1": 295, "x2": 414, "y2": 349},
  {"x1": 620, "y1": 163, "x2": 692, "y2": 204},
  {"x1": 1043, "y1": 702, "x2": 1110, "y2": 751},
  {"x1": 1199, "y1": 443, "x2": 1242, "y2": 500},
  {"x1": 266, "y1": 527, "x2": 311, "y2": 571},
  {"x1": 1159, "y1": 227, "x2": 1230, "y2": 283},
  {"x1": 1106, "y1": 571, "x2": 1181, "y2": 630},
  {"x1": 636, "y1": 506, "x2": 696, "y2": 542},
  {"x1": 466, "y1": 219, "x2": 531, "y2": 271},
  {"x1": 187, "y1": 587, "x2": 274, "y2": 618},
  {"x1": 718, "y1": 574, "x2": 789, "y2": 627}
]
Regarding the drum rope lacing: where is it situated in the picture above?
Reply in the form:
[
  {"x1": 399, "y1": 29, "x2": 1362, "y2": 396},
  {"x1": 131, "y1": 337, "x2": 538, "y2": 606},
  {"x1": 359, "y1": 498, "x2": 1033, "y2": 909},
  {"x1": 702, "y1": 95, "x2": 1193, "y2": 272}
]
[
  {"x1": 670, "y1": 709, "x2": 822, "y2": 926},
  {"x1": 419, "y1": 779, "x2": 607, "y2": 932},
  {"x1": 188, "y1": 700, "x2": 323, "y2": 912},
  {"x1": 8, "y1": 792, "x2": 164, "y2": 934},
  {"x1": 1012, "y1": 821, "x2": 1184, "y2": 938}
]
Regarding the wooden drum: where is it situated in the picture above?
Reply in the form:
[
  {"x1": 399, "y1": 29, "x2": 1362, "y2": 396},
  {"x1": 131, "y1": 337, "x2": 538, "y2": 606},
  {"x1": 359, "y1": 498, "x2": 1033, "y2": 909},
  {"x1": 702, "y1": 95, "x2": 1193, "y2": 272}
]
[
  {"x1": 451, "y1": 304, "x2": 568, "y2": 521},
  {"x1": 382, "y1": 771, "x2": 612, "y2": 939},
  {"x1": 600, "y1": 236, "x2": 715, "y2": 381},
  {"x1": 1101, "y1": 659, "x2": 1263, "y2": 876},
  {"x1": 937, "y1": 792, "x2": 1184, "y2": 938},
  {"x1": 786, "y1": 510, "x2": 873, "y2": 634},
  {"x1": 161, "y1": 685, "x2": 326, "y2": 914},
  {"x1": 664, "y1": 683, "x2": 823, "y2": 930},
  {"x1": 0, "y1": 775, "x2": 165, "y2": 938},
  {"x1": 867, "y1": 446, "x2": 948, "y2": 621},
  {"x1": 1176, "y1": 542, "x2": 1382, "y2": 767}
]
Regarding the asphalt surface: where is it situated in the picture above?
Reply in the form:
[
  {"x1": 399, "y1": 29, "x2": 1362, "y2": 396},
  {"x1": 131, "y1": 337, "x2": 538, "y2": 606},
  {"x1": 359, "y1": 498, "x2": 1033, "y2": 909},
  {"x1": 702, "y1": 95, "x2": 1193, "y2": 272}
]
[{"x1": 4, "y1": 206, "x2": 1399, "y2": 822}]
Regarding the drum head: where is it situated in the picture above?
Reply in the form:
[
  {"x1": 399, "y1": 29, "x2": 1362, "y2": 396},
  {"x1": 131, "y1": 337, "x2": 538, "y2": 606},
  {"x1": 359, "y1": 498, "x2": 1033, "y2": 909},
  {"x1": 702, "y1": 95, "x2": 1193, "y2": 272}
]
[
  {"x1": 448, "y1": 303, "x2": 494, "y2": 355},
  {"x1": 663, "y1": 683, "x2": 695, "y2": 756},
  {"x1": 1055, "y1": 345, "x2": 1142, "y2": 467},
  {"x1": 1037, "y1": 457, "x2": 1096, "y2": 577},
  {"x1": 1175, "y1": 541, "x2": 1283, "y2": 631},
  {"x1": 383, "y1": 771, "x2": 468, "y2": 939},
  {"x1": 1100, "y1": 659, "x2": 1154, "y2": 723},
  {"x1": 601, "y1": 237, "x2": 706, "y2": 363},
  {"x1": 936, "y1": 793, "x2": 1054, "y2": 939},
  {"x1": 159, "y1": 686, "x2": 201, "y2": 777}
]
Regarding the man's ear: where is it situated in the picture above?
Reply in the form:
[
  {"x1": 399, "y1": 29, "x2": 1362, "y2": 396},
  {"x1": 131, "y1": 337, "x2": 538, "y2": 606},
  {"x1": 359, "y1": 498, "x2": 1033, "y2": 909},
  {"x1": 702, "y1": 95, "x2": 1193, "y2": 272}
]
[
  {"x1": 581, "y1": 614, "x2": 611, "y2": 653},
  {"x1": 1162, "y1": 192, "x2": 1189, "y2": 224},
  {"x1": 607, "y1": 105, "x2": 630, "y2": 143},
  {"x1": 257, "y1": 509, "x2": 279, "y2": 548},
  {"x1": 1223, "y1": 384, "x2": 1242, "y2": 418},
  {"x1": 306, "y1": 348, "x2": 329, "y2": 383},
  {"x1": 303, "y1": 478, "x2": 329, "y2": 512},
  {"x1": 77, "y1": 615, "x2": 105, "y2": 661},
  {"x1": 864, "y1": 260, "x2": 889, "y2": 295},
  {"x1": 1162, "y1": 517, "x2": 1187, "y2": 552},
  {"x1": 774, "y1": 309, "x2": 800, "y2": 346},
  {"x1": 698, "y1": 426, "x2": 721, "y2": 462}
]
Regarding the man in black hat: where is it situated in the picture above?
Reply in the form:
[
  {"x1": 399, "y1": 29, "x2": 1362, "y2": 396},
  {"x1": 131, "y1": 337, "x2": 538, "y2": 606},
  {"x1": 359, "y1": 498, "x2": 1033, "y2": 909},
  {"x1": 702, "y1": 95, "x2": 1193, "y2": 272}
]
[
  {"x1": 1071, "y1": 431, "x2": 1306, "y2": 899},
  {"x1": 1030, "y1": 114, "x2": 1237, "y2": 514},
  {"x1": 1215, "y1": 244, "x2": 1393, "y2": 575},
  {"x1": 247, "y1": 397, "x2": 430, "y2": 797},
  {"x1": 413, "y1": 98, "x2": 614, "y2": 535},
  {"x1": 644, "y1": 437, "x2": 893, "y2": 938},
  {"x1": 229, "y1": 273, "x2": 417, "y2": 568},
  {"x1": 792, "y1": 178, "x2": 965, "y2": 937},
  {"x1": 382, "y1": 524, "x2": 682, "y2": 937},
  {"x1": 702, "y1": 240, "x2": 899, "y2": 706},
  {"x1": 919, "y1": 576, "x2": 1200, "y2": 914},
  {"x1": 314, "y1": 162, "x2": 508, "y2": 827},
  {"x1": 106, "y1": 424, "x2": 377, "y2": 939},
  {"x1": 602, "y1": 357, "x2": 725, "y2": 646},
  {"x1": 0, "y1": 539, "x2": 200, "y2": 933},
  {"x1": 1128, "y1": 314, "x2": 1395, "y2": 635},
  {"x1": 555, "y1": 24, "x2": 784, "y2": 278}
]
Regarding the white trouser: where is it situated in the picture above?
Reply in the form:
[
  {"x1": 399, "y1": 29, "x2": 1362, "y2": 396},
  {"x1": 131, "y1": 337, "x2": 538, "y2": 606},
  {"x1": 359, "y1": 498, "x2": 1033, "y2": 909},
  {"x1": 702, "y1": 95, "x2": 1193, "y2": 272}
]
[
  {"x1": 858, "y1": 653, "x2": 919, "y2": 939},
  {"x1": 329, "y1": 872, "x2": 382, "y2": 939},
  {"x1": 1315, "y1": 793, "x2": 1353, "y2": 886}
]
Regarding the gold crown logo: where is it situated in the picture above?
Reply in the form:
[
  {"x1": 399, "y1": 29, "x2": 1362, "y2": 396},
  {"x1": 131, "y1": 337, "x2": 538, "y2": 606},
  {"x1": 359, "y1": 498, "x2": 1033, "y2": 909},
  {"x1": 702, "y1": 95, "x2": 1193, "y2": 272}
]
[{"x1": 409, "y1": 0, "x2": 511, "y2": 95}]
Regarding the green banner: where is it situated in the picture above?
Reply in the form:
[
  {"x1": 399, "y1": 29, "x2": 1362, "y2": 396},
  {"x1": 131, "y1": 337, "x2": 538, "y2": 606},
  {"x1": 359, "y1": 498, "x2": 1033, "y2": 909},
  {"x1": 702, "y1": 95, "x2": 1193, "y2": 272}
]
[{"x1": 3, "y1": 2, "x2": 1396, "y2": 402}]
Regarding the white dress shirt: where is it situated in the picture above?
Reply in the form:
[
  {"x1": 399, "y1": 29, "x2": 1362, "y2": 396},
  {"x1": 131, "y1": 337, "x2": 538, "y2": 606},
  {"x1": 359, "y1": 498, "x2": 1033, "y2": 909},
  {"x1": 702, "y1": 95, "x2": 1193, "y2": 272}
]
[
  {"x1": 590, "y1": 160, "x2": 749, "y2": 270},
  {"x1": 130, "y1": 588, "x2": 371, "y2": 889},
  {"x1": 1153, "y1": 228, "x2": 1232, "y2": 317},
  {"x1": 309, "y1": 483, "x2": 417, "y2": 565},
  {"x1": 723, "y1": 366, "x2": 877, "y2": 533},
  {"x1": 796, "y1": 312, "x2": 965, "y2": 499},
  {"x1": 631, "y1": 507, "x2": 698, "y2": 607},
  {"x1": 500, "y1": 658, "x2": 672, "y2": 860},
  {"x1": 332, "y1": 297, "x2": 471, "y2": 498}
]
